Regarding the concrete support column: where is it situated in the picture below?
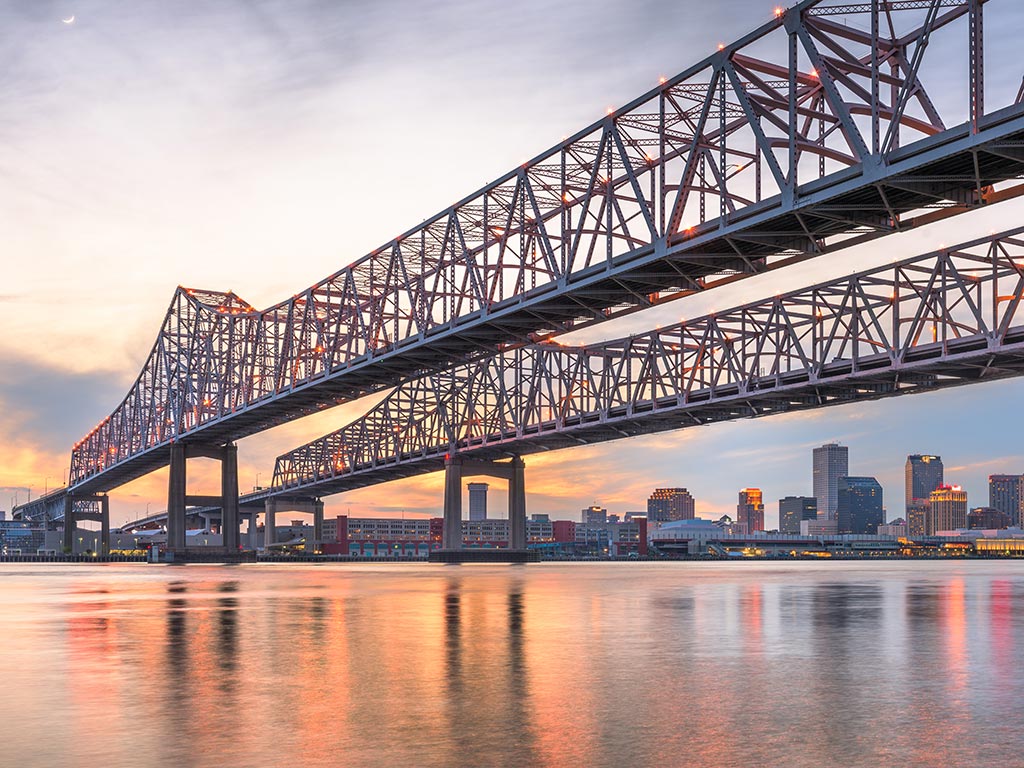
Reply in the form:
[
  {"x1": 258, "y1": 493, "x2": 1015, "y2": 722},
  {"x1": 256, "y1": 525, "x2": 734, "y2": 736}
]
[
  {"x1": 100, "y1": 495, "x2": 110, "y2": 556},
  {"x1": 509, "y1": 457, "x2": 527, "y2": 550},
  {"x1": 247, "y1": 512, "x2": 259, "y2": 550},
  {"x1": 264, "y1": 498, "x2": 277, "y2": 549},
  {"x1": 62, "y1": 495, "x2": 74, "y2": 553},
  {"x1": 167, "y1": 442, "x2": 187, "y2": 551},
  {"x1": 221, "y1": 443, "x2": 240, "y2": 551},
  {"x1": 442, "y1": 456, "x2": 463, "y2": 550},
  {"x1": 312, "y1": 500, "x2": 324, "y2": 553}
]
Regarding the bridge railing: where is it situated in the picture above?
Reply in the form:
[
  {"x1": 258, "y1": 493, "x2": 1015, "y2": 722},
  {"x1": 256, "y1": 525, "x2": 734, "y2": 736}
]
[
  {"x1": 272, "y1": 225, "x2": 1024, "y2": 489},
  {"x1": 70, "y1": 0, "x2": 1015, "y2": 486}
]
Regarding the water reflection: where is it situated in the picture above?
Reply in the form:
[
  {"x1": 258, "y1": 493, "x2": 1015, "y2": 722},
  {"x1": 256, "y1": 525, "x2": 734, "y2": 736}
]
[{"x1": 0, "y1": 562, "x2": 1023, "y2": 768}]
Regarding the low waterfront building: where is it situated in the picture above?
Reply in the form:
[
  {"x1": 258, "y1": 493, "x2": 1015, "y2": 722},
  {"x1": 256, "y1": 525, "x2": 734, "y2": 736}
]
[
  {"x1": 801, "y1": 518, "x2": 838, "y2": 536},
  {"x1": 651, "y1": 518, "x2": 902, "y2": 556},
  {"x1": 319, "y1": 515, "x2": 635, "y2": 557},
  {"x1": 877, "y1": 518, "x2": 908, "y2": 537},
  {"x1": 0, "y1": 519, "x2": 49, "y2": 554}
]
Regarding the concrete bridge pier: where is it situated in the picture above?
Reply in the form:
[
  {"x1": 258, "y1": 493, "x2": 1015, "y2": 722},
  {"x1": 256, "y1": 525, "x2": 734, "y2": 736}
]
[
  {"x1": 220, "y1": 443, "x2": 239, "y2": 551},
  {"x1": 62, "y1": 494, "x2": 110, "y2": 555},
  {"x1": 434, "y1": 455, "x2": 536, "y2": 562},
  {"x1": 264, "y1": 498, "x2": 277, "y2": 549},
  {"x1": 167, "y1": 442, "x2": 241, "y2": 551},
  {"x1": 509, "y1": 457, "x2": 526, "y2": 551},
  {"x1": 261, "y1": 497, "x2": 322, "y2": 551},
  {"x1": 313, "y1": 499, "x2": 324, "y2": 553},
  {"x1": 442, "y1": 456, "x2": 463, "y2": 550},
  {"x1": 246, "y1": 511, "x2": 260, "y2": 550}
]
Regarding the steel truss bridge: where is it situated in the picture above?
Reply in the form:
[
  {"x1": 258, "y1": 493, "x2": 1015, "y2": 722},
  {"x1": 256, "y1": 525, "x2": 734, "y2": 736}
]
[
  {"x1": 270, "y1": 227, "x2": 1024, "y2": 494},
  {"x1": 14, "y1": 0, "x2": 1024, "y2": 545}
]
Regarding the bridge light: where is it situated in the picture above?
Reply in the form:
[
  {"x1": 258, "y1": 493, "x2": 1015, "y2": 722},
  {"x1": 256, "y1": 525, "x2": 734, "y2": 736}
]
[
  {"x1": 718, "y1": 43, "x2": 725, "y2": 51},
  {"x1": 809, "y1": 68, "x2": 818, "y2": 78},
  {"x1": 774, "y1": 6, "x2": 783, "y2": 18},
  {"x1": 659, "y1": 76, "x2": 667, "y2": 85},
  {"x1": 607, "y1": 107, "x2": 614, "y2": 115}
]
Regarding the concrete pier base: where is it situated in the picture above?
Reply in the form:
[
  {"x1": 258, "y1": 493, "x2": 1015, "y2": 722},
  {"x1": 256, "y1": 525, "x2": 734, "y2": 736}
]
[{"x1": 429, "y1": 549, "x2": 540, "y2": 564}]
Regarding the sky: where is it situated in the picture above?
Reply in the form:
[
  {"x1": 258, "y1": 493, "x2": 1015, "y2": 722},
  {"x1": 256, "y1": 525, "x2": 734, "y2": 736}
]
[{"x1": 3, "y1": 0, "x2": 1024, "y2": 529}]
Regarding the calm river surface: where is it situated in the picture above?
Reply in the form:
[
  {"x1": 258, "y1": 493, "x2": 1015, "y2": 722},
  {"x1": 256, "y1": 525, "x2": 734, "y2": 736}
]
[{"x1": 2, "y1": 561, "x2": 1024, "y2": 767}]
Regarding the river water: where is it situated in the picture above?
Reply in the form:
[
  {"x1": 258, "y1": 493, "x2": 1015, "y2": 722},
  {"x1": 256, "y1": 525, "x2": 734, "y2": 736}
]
[{"x1": 1, "y1": 561, "x2": 1023, "y2": 767}]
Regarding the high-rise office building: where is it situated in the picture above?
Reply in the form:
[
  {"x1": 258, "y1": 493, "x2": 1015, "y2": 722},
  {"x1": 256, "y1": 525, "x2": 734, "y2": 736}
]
[
  {"x1": 837, "y1": 477, "x2": 884, "y2": 534},
  {"x1": 581, "y1": 505, "x2": 607, "y2": 524},
  {"x1": 813, "y1": 443, "x2": 848, "y2": 520},
  {"x1": 988, "y1": 474, "x2": 1023, "y2": 527},
  {"x1": 904, "y1": 454, "x2": 943, "y2": 537},
  {"x1": 737, "y1": 488, "x2": 765, "y2": 533},
  {"x1": 778, "y1": 496, "x2": 817, "y2": 534},
  {"x1": 468, "y1": 482, "x2": 489, "y2": 521},
  {"x1": 906, "y1": 454, "x2": 943, "y2": 507},
  {"x1": 928, "y1": 485, "x2": 968, "y2": 534},
  {"x1": 647, "y1": 488, "x2": 696, "y2": 522}
]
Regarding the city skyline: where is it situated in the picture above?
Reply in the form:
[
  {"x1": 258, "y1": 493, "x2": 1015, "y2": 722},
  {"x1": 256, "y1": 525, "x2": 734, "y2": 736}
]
[{"x1": 5, "y1": 0, "x2": 1024, "y2": 530}]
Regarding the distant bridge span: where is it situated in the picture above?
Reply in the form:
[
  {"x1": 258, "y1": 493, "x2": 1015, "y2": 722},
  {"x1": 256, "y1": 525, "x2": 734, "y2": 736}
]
[
  {"x1": 271, "y1": 227, "x2": 1024, "y2": 496},
  {"x1": 63, "y1": 0, "x2": 1024, "y2": 498}
]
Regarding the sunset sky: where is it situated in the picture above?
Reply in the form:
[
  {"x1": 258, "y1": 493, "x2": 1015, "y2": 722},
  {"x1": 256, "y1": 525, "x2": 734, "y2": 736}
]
[{"x1": 4, "y1": 0, "x2": 1024, "y2": 529}]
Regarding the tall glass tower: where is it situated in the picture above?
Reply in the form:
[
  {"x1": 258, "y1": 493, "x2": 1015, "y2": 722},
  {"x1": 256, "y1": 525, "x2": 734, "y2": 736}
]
[{"x1": 813, "y1": 443, "x2": 848, "y2": 520}]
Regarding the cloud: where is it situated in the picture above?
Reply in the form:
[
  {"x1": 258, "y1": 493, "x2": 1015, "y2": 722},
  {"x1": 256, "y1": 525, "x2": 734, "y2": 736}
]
[{"x1": 0, "y1": 348, "x2": 126, "y2": 454}]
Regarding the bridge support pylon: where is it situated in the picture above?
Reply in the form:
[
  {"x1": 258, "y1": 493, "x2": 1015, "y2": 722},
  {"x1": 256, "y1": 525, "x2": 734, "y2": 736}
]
[
  {"x1": 62, "y1": 494, "x2": 110, "y2": 555},
  {"x1": 432, "y1": 455, "x2": 537, "y2": 563},
  {"x1": 442, "y1": 456, "x2": 463, "y2": 550},
  {"x1": 312, "y1": 499, "x2": 324, "y2": 553},
  {"x1": 264, "y1": 498, "x2": 277, "y2": 549},
  {"x1": 166, "y1": 441, "x2": 243, "y2": 552}
]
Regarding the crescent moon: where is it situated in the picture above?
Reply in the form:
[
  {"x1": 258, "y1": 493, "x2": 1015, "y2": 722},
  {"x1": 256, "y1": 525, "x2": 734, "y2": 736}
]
[{"x1": 62, "y1": 15, "x2": 75, "y2": 24}]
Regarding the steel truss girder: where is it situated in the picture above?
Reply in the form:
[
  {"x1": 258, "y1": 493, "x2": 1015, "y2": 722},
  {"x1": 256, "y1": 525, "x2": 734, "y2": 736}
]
[
  {"x1": 66, "y1": 0, "x2": 1024, "y2": 495},
  {"x1": 271, "y1": 225, "x2": 1024, "y2": 497}
]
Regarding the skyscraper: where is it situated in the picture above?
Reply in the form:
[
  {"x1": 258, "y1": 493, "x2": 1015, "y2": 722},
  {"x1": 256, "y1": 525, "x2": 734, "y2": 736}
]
[
  {"x1": 737, "y1": 488, "x2": 764, "y2": 533},
  {"x1": 928, "y1": 485, "x2": 968, "y2": 533},
  {"x1": 837, "y1": 477, "x2": 884, "y2": 534},
  {"x1": 647, "y1": 488, "x2": 696, "y2": 522},
  {"x1": 988, "y1": 474, "x2": 1023, "y2": 527},
  {"x1": 813, "y1": 443, "x2": 848, "y2": 520},
  {"x1": 778, "y1": 496, "x2": 817, "y2": 534},
  {"x1": 906, "y1": 454, "x2": 943, "y2": 508},
  {"x1": 468, "y1": 482, "x2": 489, "y2": 521}
]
